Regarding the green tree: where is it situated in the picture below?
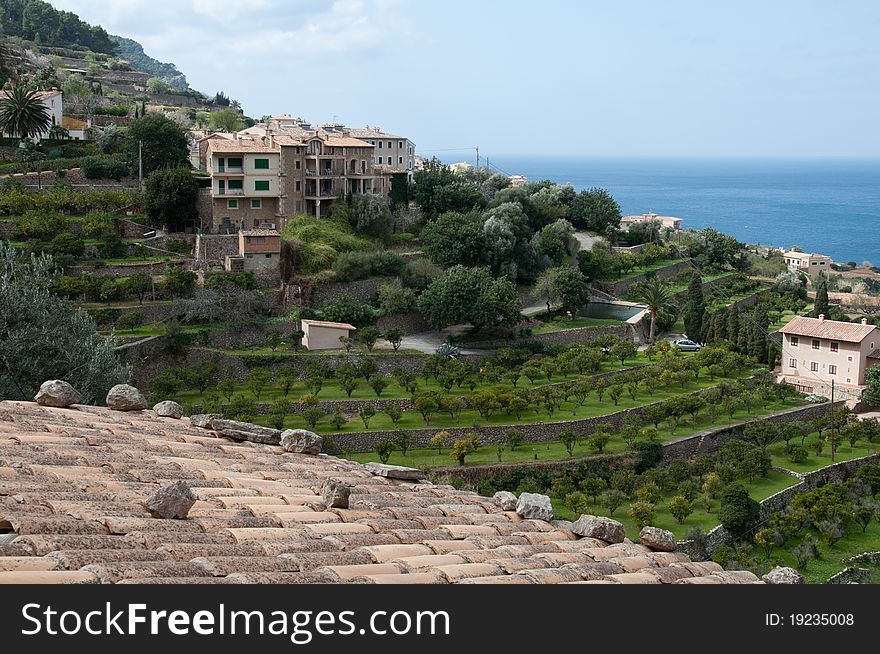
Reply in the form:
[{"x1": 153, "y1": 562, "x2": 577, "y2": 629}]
[
  {"x1": 116, "y1": 311, "x2": 144, "y2": 333},
  {"x1": 358, "y1": 326, "x2": 380, "y2": 352},
  {"x1": 813, "y1": 274, "x2": 830, "y2": 318},
  {"x1": 125, "y1": 113, "x2": 188, "y2": 175},
  {"x1": 560, "y1": 429, "x2": 579, "y2": 458},
  {"x1": 358, "y1": 404, "x2": 376, "y2": 428},
  {"x1": 421, "y1": 210, "x2": 486, "y2": 268},
  {"x1": 431, "y1": 430, "x2": 449, "y2": 454},
  {"x1": 384, "y1": 403, "x2": 403, "y2": 425},
  {"x1": 600, "y1": 489, "x2": 626, "y2": 516},
  {"x1": 208, "y1": 108, "x2": 245, "y2": 132},
  {"x1": 862, "y1": 366, "x2": 880, "y2": 407},
  {"x1": 629, "y1": 501, "x2": 657, "y2": 530},
  {"x1": 612, "y1": 340, "x2": 637, "y2": 367},
  {"x1": 570, "y1": 187, "x2": 621, "y2": 235},
  {"x1": 668, "y1": 494, "x2": 693, "y2": 524},
  {"x1": 0, "y1": 245, "x2": 129, "y2": 403},
  {"x1": 370, "y1": 376, "x2": 389, "y2": 397},
  {"x1": 350, "y1": 193, "x2": 393, "y2": 241},
  {"x1": 246, "y1": 368, "x2": 271, "y2": 400},
  {"x1": 580, "y1": 476, "x2": 607, "y2": 504},
  {"x1": 683, "y1": 272, "x2": 705, "y2": 342},
  {"x1": 718, "y1": 482, "x2": 760, "y2": 538},
  {"x1": 0, "y1": 83, "x2": 51, "y2": 140},
  {"x1": 144, "y1": 167, "x2": 198, "y2": 231},
  {"x1": 636, "y1": 278, "x2": 673, "y2": 343},
  {"x1": 418, "y1": 266, "x2": 521, "y2": 330},
  {"x1": 384, "y1": 328, "x2": 404, "y2": 352},
  {"x1": 450, "y1": 433, "x2": 480, "y2": 465},
  {"x1": 553, "y1": 266, "x2": 590, "y2": 314},
  {"x1": 375, "y1": 440, "x2": 395, "y2": 464}
]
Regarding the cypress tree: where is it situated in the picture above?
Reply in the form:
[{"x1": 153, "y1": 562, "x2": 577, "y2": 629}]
[
  {"x1": 683, "y1": 272, "x2": 705, "y2": 342},
  {"x1": 814, "y1": 274, "x2": 830, "y2": 318},
  {"x1": 737, "y1": 319, "x2": 749, "y2": 353},
  {"x1": 712, "y1": 311, "x2": 727, "y2": 343},
  {"x1": 727, "y1": 309, "x2": 740, "y2": 344},
  {"x1": 700, "y1": 308, "x2": 712, "y2": 344},
  {"x1": 749, "y1": 308, "x2": 769, "y2": 362}
]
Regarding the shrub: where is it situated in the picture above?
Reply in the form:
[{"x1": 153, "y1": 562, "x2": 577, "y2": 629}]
[
  {"x1": 786, "y1": 443, "x2": 809, "y2": 464},
  {"x1": 332, "y1": 250, "x2": 405, "y2": 282},
  {"x1": 718, "y1": 483, "x2": 760, "y2": 539},
  {"x1": 16, "y1": 209, "x2": 68, "y2": 240},
  {"x1": 376, "y1": 440, "x2": 395, "y2": 464},
  {"x1": 668, "y1": 495, "x2": 693, "y2": 524},
  {"x1": 81, "y1": 210, "x2": 117, "y2": 237},
  {"x1": 451, "y1": 433, "x2": 480, "y2": 465},
  {"x1": 81, "y1": 155, "x2": 129, "y2": 181},
  {"x1": 629, "y1": 501, "x2": 656, "y2": 530},
  {"x1": 322, "y1": 295, "x2": 377, "y2": 327},
  {"x1": 50, "y1": 233, "x2": 85, "y2": 257}
]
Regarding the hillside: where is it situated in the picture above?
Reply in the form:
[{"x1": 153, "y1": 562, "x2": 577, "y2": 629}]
[{"x1": 110, "y1": 35, "x2": 189, "y2": 91}]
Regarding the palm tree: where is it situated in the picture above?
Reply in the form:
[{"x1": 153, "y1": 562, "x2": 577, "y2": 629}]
[
  {"x1": 0, "y1": 83, "x2": 51, "y2": 141},
  {"x1": 636, "y1": 277, "x2": 673, "y2": 343}
]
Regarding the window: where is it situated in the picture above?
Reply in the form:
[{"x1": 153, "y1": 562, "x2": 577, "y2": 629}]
[
  {"x1": 387, "y1": 141, "x2": 392, "y2": 148},
  {"x1": 218, "y1": 157, "x2": 225, "y2": 171},
  {"x1": 295, "y1": 160, "x2": 301, "y2": 169},
  {"x1": 399, "y1": 157, "x2": 403, "y2": 164},
  {"x1": 227, "y1": 199, "x2": 238, "y2": 209},
  {"x1": 254, "y1": 158, "x2": 270, "y2": 169},
  {"x1": 812, "y1": 339, "x2": 820, "y2": 350},
  {"x1": 790, "y1": 336, "x2": 799, "y2": 347},
  {"x1": 830, "y1": 342, "x2": 839, "y2": 353},
  {"x1": 829, "y1": 364, "x2": 837, "y2": 375},
  {"x1": 848, "y1": 355, "x2": 854, "y2": 362},
  {"x1": 255, "y1": 180, "x2": 270, "y2": 191},
  {"x1": 218, "y1": 180, "x2": 226, "y2": 194},
  {"x1": 228, "y1": 179, "x2": 243, "y2": 190},
  {"x1": 788, "y1": 358, "x2": 797, "y2": 369},
  {"x1": 810, "y1": 362, "x2": 819, "y2": 372},
  {"x1": 295, "y1": 181, "x2": 301, "y2": 192},
  {"x1": 295, "y1": 201, "x2": 302, "y2": 212},
  {"x1": 228, "y1": 157, "x2": 243, "y2": 168},
  {"x1": 847, "y1": 378, "x2": 852, "y2": 384},
  {"x1": 265, "y1": 254, "x2": 273, "y2": 259},
  {"x1": 378, "y1": 141, "x2": 383, "y2": 149},
  {"x1": 251, "y1": 199, "x2": 262, "y2": 209}
]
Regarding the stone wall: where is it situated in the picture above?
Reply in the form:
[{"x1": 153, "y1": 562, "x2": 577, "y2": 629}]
[
  {"x1": 195, "y1": 233, "x2": 239, "y2": 265},
  {"x1": 660, "y1": 401, "x2": 843, "y2": 461},
  {"x1": 594, "y1": 261, "x2": 692, "y2": 297},
  {"x1": 64, "y1": 260, "x2": 185, "y2": 278},
  {"x1": 464, "y1": 325, "x2": 628, "y2": 349},
  {"x1": 311, "y1": 277, "x2": 396, "y2": 307},
  {"x1": 826, "y1": 552, "x2": 880, "y2": 584},
  {"x1": 196, "y1": 188, "x2": 214, "y2": 232},
  {"x1": 376, "y1": 312, "x2": 431, "y2": 335},
  {"x1": 116, "y1": 218, "x2": 154, "y2": 239}
]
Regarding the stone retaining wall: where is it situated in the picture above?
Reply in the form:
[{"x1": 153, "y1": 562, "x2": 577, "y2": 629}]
[
  {"x1": 594, "y1": 261, "x2": 692, "y2": 297},
  {"x1": 17, "y1": 168, "x2": 139, "y2": 189},
  {"x1": 65, "y1": 259, "x2": 185, "y2": 278},
  {"x1": 464, "y1": 325, "x2": 628, "y2": 349},
  {"x1": 376, "y1": 312, "x2": 431, "y2": 335},
  {"x1": 311, "y1": 277, "x2": 396, "y2": 307}
]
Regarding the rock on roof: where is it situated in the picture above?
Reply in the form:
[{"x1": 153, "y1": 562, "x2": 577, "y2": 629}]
[
  {"x1": 778, "y1": 316, "x2": 878, "y2": 343},
  {"x1": 0, "y1": 400, "x2": 758, "y2": 585}
]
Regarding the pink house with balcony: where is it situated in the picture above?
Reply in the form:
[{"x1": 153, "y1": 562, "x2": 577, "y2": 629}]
[{"x1": 777, "y1": 315, "x2": 880, "y2": 399}]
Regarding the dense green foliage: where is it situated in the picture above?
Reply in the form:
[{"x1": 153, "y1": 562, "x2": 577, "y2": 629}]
[
  {"x1": 143, "y1": 167, "x2": 198, "y2": 231},
  {"x1": 0, "y1": 0, "x2": 116, "y2": 53},
  {"x1": 0, "y1": 244, "x2": 129, "y2": 403}
]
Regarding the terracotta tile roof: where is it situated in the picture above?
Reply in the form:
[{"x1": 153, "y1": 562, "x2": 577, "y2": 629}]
[
  {"x1": 206, "y1": 139, "x2": 279, "y2": 154},
  {"x1": 779, "y1": 316, "x2": 878, "y2": 343},
  {"x1": 301, "y1": 319, "x2": 357, "y2": 331},
  {"x1": 0, "y1": 400, "x2": 757, "y2": 585}
]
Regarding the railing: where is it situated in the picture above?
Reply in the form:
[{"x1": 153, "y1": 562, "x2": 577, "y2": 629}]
[
  {"x1": 216, "y1": 188, "x2": 245, "y2": 196},
  {"x1": 216, "y1": 167, "x2": 244, "y2": 174}
]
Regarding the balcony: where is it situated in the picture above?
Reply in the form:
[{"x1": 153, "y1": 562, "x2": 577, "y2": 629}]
[
  {"x1": 216, "y1": 167, "x2": 244, "y2": 175},
  {"x1": 214, "y1": 188, "x2": 245, "y2": 197}
]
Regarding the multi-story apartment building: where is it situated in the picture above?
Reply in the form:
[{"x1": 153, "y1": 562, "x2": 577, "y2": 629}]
[
  {"x1": 200, "y1": 119, "x2": 416, "y2": 233},
  {"x1": 777, "y1": 315, "x2": 880, "y2": 398},
  {"x1": 348, "y1": 126, "x2": 416, "y2": 175}
]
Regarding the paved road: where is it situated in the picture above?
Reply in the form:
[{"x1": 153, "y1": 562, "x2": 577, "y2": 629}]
[{"x1": 574, "y1": 232, "x2": 601, "y2": 252}]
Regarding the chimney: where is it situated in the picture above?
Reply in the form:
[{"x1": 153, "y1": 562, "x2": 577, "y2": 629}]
[
  {"x1": 269, "y1": 133, "x2": 275, "y2": 148},
  {"x1": 818, "y1": 314, "x2": 826, "y2": 321},
  {"x1": 862, "y1": 318, "x2": 869, "y2": 325}
]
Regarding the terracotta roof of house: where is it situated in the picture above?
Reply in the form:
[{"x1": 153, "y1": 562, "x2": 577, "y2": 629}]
[
  {"x1": 324, "y1": 136, "x2": 374, "y2": 148},
  {"x1": 0, "y1": 400, "x2": 764, "y2": 585},
  {"x1": 301, "y1": 319, "x2": 357, "y2": 331},
  {"x1": 206, "y1": 139, "x2": 280, "y2": 154},
  {"x1": 779, "y1": 316, "x2": 878, "y2": 343}
]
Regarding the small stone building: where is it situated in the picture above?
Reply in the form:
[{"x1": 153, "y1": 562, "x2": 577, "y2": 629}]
[
  {"x1": 301, "y1": 319, "x2": 357, "y2": 351},
  {"x1": 224, "y1": 229, "x2": 281, "y2": 282}
]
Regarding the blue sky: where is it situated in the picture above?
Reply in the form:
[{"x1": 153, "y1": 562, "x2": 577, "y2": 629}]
[{"x1": 49, "y1": 0, "x2": 880, "y2": 158}]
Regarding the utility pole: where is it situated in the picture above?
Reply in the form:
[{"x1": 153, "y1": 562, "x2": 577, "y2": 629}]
[
  {"x1": 475, "y1": 146, "x2": 479, "y2": 169},
  {"x1": 830, "y1": 379, "x2": 836, "y2": 461}
]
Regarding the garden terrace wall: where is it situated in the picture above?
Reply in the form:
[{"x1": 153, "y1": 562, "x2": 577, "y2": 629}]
[
  {"x1": 311, "y1": 277, "x2": 397, "y2": 307},
  {"x1": 464, "y1": 324, "x2": 628, "y2": 349},
  {"x1": 194, "y1": 233, "x2": 239, "y2": 263},
  {"x1": 64, "y1": 259, "x2": 186, "y2": 278},
  {"x1": 669, "y1": 274, "x2": 737, "y2": 305},
  {"x1": 88, "y1": 301, "x2": 180, "y2": 326},
  {"x1": 17, "y1": 168, "x2": 139, "y2": 189},
  {"x1": 0, "y1": 221, "x2": 15, "y2": 239},
  {"x1": 321, "y1": 378, "x2": 794, "y2": 455},
  {"x1": 594, "y1": 260, "x2": 692, "y2": 297},
  {"x1": 126, "y1": 345, "x2": 478, "y2": 388},
  {"x1": 661, "y1": 401, "x2": 843, "y2": 460},
  {"x1": 826, "y1": 553, "x2": 880, "y2": 584},
  {"x1": 429, "y1": 453, "x2": 629, "y2": 485},
  {"x1": 377, "y1": 312, "x2": 431, "y2": 335}
]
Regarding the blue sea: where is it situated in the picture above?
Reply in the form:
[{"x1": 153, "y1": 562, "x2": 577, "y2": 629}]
[{"x1": 464, "y1": 157, "x2": 880, "y2": 265}]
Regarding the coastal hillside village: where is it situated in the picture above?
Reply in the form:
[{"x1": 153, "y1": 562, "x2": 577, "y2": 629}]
[{"x1": 1, "y1": 1, "x2": 880, "y2": 586}]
